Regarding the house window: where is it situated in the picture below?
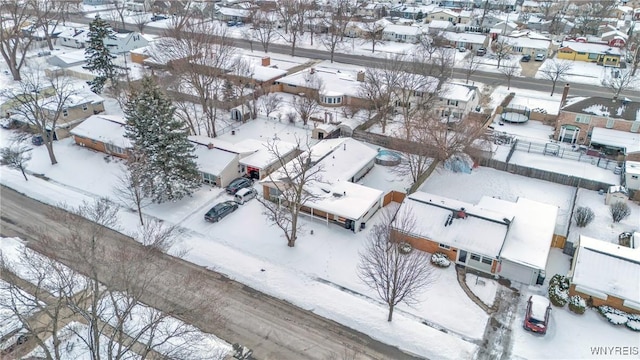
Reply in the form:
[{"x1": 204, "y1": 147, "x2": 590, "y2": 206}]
[
  {"x1": 269, "y1": 186, "x2": 282, "y2": 200},
  {"x1": 82, "y1": 104, "x2": 88, "y2": 111},
  {"x1": 62, "y1": 108, "x2": 68, "y2": 117},
  {"x1": 202, "y1": 172, "x2": 217, "y2": 185},
  {"x1": 575, "y1": 114, "x2": 591, "y2": 124},
  {"x1": 588, "y1": 53, "x2": 598, "y2": 60},
  {"x1": 414, "y1": 91, "x2": 424, "y2": 97},
  {"x1": 577, "y1": 52, "x2": 586, "y2": 55},
  {"x1": 105, "y1": 143, "x2": 124, "y2": 155},
  {"x1": 481, "y1": 257, "x2": 493, "y2": 265},
  {"x1": 606, "y1": 118, "x2": 615, "y2": 128},
  {"x1": 322, "y1": 95, "x2": 343, "y2": 104},
  {"x1": 439, "y1": 243, "x2": 450, "y2": 249},
  {"x1": 631, "y1": 121, "x2": 640, "y2": 133},
  {"x1": 470, "y1": 254, "x2": 481, "y2": 261},
  {"x1": 447, "y1": 100, "x2": 458, "y2": 106}
]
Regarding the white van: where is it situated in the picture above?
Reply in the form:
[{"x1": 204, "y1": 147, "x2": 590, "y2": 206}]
[{"x1": 234, "y1": 187, "x2": 257, "y2": 204}]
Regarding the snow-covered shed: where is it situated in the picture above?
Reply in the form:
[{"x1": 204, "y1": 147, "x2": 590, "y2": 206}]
[
  {"x1": 261, "y1": 138, "x2": 382, "y2": 232},
  {"x1": 625, "y1": 161, "x2": 640, "y2": 191},
  {"x1": 605, "y1": 185, "x2": 629, "y2": 205},
  {"x1": 569, "y1": 235, "x2": 640, "y2": 314},
  {"x1": 394, "y1": 192, "x2": 559, "y2": 285}
]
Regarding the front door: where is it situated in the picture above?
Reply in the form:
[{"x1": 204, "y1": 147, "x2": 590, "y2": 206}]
[{"x1": 458, "y1": 250, "x2": 468, "y2": 263}]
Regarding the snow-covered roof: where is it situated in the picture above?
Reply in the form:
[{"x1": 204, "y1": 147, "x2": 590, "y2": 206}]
[
  {"x1": 478, "y1": 196, "x2": 558, "y2": 269},
  {"x1": 428, "y1": 8, "x2": 459, "y2": 17},
  {"x1": 397, "y1": 192, "x2": 511, "y2": 258},
  {"x1": 590, "y1": 127, "x2": 640, "y2": 154},
  {"x1": 276, "y1": 64, "x2": 365, "y2": 98},
  {"x1": 562, "y1": 96, "x2": 640, "y2": 121},
  {"x1": 499, "y1": 35, "x2": 550, "y2": 50},
  {"x1": 237, "y1": 138, "x2": 298, "y2": 169},
  {"x1": 42, "y1": 85, "x2": 104, "y2": 112},
  {"x1": 57, "y1": 27, "x2": 90, "y2": 42},
  {"x1": 312, "y1": 138, "x2": 377, "y2": 182},
  {"x1": 626, "y1": 161, "x2": 640, "y2": 175},
  {"x1": 47, "y1": 49, "x2": 87, "y2": 67},
  {"x1": 309, "y1": 180, "x2": 383, "y2": 220},
  {"x1": 442, "y1": 31, "x2": 487, "y2": 44},
  {"x1": 442, "y1": 82, "x2": 477, "y2": 102},
  {"x1": 218, "y1": 7, "x2": 249, "y2": 17},
  {"x1": 189, "y1": 135, "x2": 258, "y2": 156},
  {"x1": 428, "y1": 20, "x2": 453, "y2": 30},
  {"x1": 383, "y1": 24, "x2": 422, "y2": 36},
  {"x1": 601, "y1": 30, "x2": 628, "y2": 40},
  {"x1": 560, "y1": 41, "x2": 622, "y2": 55},
  {"x1": 191, "y1": 141, "x2": 238, "y2": 176},
  {"x1": 70, "y1": 115, "x2": 130, "y2": 148},
  {"x1": 572, "y1": 235, "x2": 640, "y2": 303}
]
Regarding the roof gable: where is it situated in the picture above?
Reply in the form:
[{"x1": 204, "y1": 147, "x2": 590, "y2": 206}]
[{"x1": 561, "y1": 96, "x2": 640, "y2": 121}]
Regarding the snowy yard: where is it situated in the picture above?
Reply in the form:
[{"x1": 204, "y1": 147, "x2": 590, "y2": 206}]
[
  {"x1": 490, "y1": 86, "x2": 563, "y2": 116},
  {"x1": 465, "y1": 274, "x2": 498, "y2": 308},
  {"x1": 535, "y1": 59, "x2": 610, "y2": 88}
]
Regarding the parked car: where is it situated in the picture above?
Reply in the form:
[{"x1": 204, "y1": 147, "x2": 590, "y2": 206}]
[
  {"x1": 521, "y1": 54, "x2": 531, "y2": 62},
  {"x1": 535, "y1": 53, "x2": 546, "y2": 61},
  {"x1": 524, "y1": 295, "x2": 551, "y2": 335},
  {"x1": 476, "y1": 47, "x2": 486, "y2": 56},
  {"x1": 31, "y1": 134, "x2": 44, "y2": 146},
  {"x1": 235, "y1": 21, "x2": 244, "y2": 27},
  {"x1": 227, "y1": 20, "x2": 237, "y2": 26},
  {"x1": 234, "y1": 187, "x2": 257, "y2": 204},
  {"x1": 150, "y1": 14, "x2": 167, "y2": 21},
  {"x1": 458, "y1": 46, "x2": 466, "y2": 52},
  {"x1": 225, "y1": 177, "x2": 253, "y2": 195},
  {"x1": 204, "y1": 201, "x2": 238, "y2": 222}
]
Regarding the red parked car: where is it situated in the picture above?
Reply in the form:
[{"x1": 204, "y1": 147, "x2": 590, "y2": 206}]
[{"x1": 524, "y1": 295, "x2": 551, "y2": 335}]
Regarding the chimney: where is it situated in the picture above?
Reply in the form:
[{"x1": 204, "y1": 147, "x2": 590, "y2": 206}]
[
  {"x1": 310, "y1": 68, "x2": 315, "y2": 74},
  {"x1": 261, "y1": 56, "x2": 270, "y2": 67},
  {"x1": 207, "y1": 143, "x2": 214, "y2": 149},
  {"x1": 356, "y1": 70, "x2": 365, "y2": 82},
  {"x1": 560, "y1": 83, "x2": 570, "y2": 107}
]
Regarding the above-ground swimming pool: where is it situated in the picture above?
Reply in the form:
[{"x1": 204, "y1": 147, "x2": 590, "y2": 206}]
[{"x1": 375, "y1": 150, "x2": 402, "y2": 166}]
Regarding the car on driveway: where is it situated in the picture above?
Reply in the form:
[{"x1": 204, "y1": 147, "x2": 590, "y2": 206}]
[
  {"x1": 535, "y1": 53, "x2": 546, "y2": 61},
  {"x1": 524, "y1": 295, "x2": 551, "y2": 335},
  {"x1": 234, "y1": 187, "x2": 257, "y2": 204},
  {"x1": 521, "y1": 54, "x2": 531, "y2": 62},
  {"x1": 150, "y1": 14, "x2": 167, "y2": 21},
  {"x1": 476, "y1": 47, "x2": 486, "y2": 56},
  {"x1": 204, "y1": 201, "x2": 238, "y2": 222},
  {"x1": 226, "y1": 177, "x2": 253, "y2": 195}
]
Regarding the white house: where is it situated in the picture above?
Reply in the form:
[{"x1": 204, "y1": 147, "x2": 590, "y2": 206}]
[
  {"x1": 498, "y1": 34, "x2": 551, "y2": 57},
  {"x1": 427, "y1": 20, "x2": 454, "y2": 34},
  {"x1": 437, "y1": 82, "x2": 479, "y2": 121},
  {"x1": 188, "y1": 136, "x2": 241, "y2": 188},
  {"x1": 382, "y1": 24, "x2": 423, "y2": 43},
  {"x1": 104, "y1": 32, "x2": 151, "y2": 54},
  {"x1": 394, "y1": 192, "x2": 559, "y2": 285},
  {"x1": 261, "y1": 138, "x2": 383, "y2": 233},
  {"x1": 58, "y1": 27, "x2": 90, "y2": 49},
  {"x1": 442, "y1": 31, "x2": 488, "y2": 50}
]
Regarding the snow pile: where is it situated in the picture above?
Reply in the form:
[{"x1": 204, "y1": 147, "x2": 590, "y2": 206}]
[{"x1": 465, "y1": 274, "x2": 497, "y2": 308}]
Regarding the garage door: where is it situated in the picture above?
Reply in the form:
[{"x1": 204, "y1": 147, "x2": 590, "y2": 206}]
[{"x1": 499, "y1": 260, "x2": 536, "y2": 285}]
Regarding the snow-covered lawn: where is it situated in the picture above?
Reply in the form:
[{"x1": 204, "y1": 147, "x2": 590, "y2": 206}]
[
  {"x1": 566, "y1": 188, "x2": 640, "y2": 246},
  {"x1": 465, "y1": 274, "x2": 498, "y2": 308},
  {"x1": 0, "y1": 280, "x2": 36, "y2": 340},
  {"x1": 535, "y1": 59, "x2": 609, "y2": 87},
  {"x1": 490, "y1": 86, "x2": 563, "y2": 116},
  {"x1": 421, "y1": 166, "x2": 575, "y2": 235},
  {"x1": 489, "y1": 119, "x2": 554, "y2": 143}
]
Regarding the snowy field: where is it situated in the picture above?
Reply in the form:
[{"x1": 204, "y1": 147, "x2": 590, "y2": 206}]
[{"x1": 421, "y1": 166, "x2": 575, "y2": 235}]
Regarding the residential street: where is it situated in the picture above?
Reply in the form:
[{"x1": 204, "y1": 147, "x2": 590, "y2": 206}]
[
  {"x1": 0, "y1": 185, "x2": 423, "y2": 360},
  {"x1": 64, "y1": 15, "x2": 640, "y2": 102}
]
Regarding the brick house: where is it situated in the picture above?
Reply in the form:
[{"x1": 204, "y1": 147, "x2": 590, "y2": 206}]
[
  {"x1": 393, "y1": 192, "x2": 559, "y2": 285},
  {"x1": 555, "y1": 97, "x2": 640, "y2": 159},
  {"x1": 70, "y1": 115, "x2": 130, "y2": 158},
  {"x1": 568, "y1": 235, "x2": 640, "y2": 315}
]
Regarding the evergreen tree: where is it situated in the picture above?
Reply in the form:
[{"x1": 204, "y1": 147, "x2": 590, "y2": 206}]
[
  {"x1": 124, "y1": 76, "x2": 201, "y2": 203},
  {"x1": 84, "y1": 15, "x2": 117, "y2": 94}
]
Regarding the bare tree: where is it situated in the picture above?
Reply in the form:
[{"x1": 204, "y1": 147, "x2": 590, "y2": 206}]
[
  {"x1": 358, "y1": 206, "x2": 436, "y2": 322},
  {"x1": 462, "y1": 51, "x2": 481, "y2": 84},
  {"x1": 603, "y1": 68, "x2": 637, "y2": 100},
  {"x1": 610, "y1": 201, "x2": 631, "y2": 223},
  {"x1": 260, "y1": 93, "x2": 283, "y2": 117},
  {"x1": 0, "y1": 1, "x2": 37, "y2": 80},
  {"x1": 499, "y1": 60, "x2": 519, "y2": 90},
  {"x1": 492, "y1": 37, "x2": 513, "y2": 69},
  {"x1": 131, "y1": 11, "x2": 150, "y2": 33},
  {"x1": 357, "y1": 63, "x2": 400, "y2": 134},
  {"x1": 28, "y1": 0, "x2": 78, "y2": 51},
  {"x1": 247, "y1": 7, "x2": 278, "y2": 53},
  {"x1": 1, "y1": 198, "x2": 227, "y2": 360},
  {"x1": 0, "y1": 138, "x2": 32, "y2": 181},
  {"x1": 114, "y1": 158, "x2": 151, "y2": 225},
  {"x1": 361, "y1": 20, "x2": 384, "y2": 53},
  {"x1": 109, "y1": 0, "x2": 129, "y2": 31},
  {"x1": 573, "y1": 1, "x2": 616, "y2": 36},
  {"x1": 321, "y1": 0, "x2": 353, "y2": 63},
  {"x1": 540, "y1": 59, "x2": 573, "y2": 96},
  {"x1": 258, "y1": 137, "x2": 322, "y2": 247},
  {"x1": 158, "y1": 20, "x2": 237, "y2": 137},
  {"x1": 627, "y1": 35, "x2": 640, "y2": 76},
  {"x1": 0, "y1": 72, "x2": 78, "y2": 165},
  {"x1": 292, "y1": 71, "x2": 323, "y2": 125}
]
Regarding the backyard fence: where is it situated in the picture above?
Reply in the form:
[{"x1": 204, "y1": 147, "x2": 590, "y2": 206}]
[{"x1": 513, "y1": 139, "x2": 619, "y2": 170}]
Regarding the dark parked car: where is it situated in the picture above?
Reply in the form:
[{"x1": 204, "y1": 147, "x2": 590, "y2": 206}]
[
  {"x1": 524, "y1": 295, "x2": 551, "y2": 335},
  {"x1": 151, "y1": 14, "x2": 167, "y2": 21},
  {"x1": 476, "y1": 47, "x2": 486, "y2": 56},
  {"x1": 204, "y1": 201, "x2": 238, "y2": 222},
  {"x1": 521, "y1": 54, "x2": 531, "y2": 62},
  {"x1": 31, "y1": 134, "x2": 44, "y2": 146},
  {"x1": 225, "y1": 177, "x2": 253, "y2": 195}
]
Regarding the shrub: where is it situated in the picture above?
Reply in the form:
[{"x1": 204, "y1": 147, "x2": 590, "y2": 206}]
[
  {"x1": 398, "y1": 242, "x2": 413, "y2": 255},
  {"x1": 568, "y1": 295, "x2": 586, "y2": 314},
  {"x1": 548, "y1": 274, "x2": 570, "y2": 307},
  {"x1": 430, "y1": 252, "x2": 451, "y2": 268},
  {"x1": 598, "y1": 306, "x2": 629, "y2": 326},
  {"x1": 573, "y1": 206, "x2": 595, "y2": 227},
  {"x1": 286, "y1": 111, "x2": 297, "y2": 124},
  {"x1": 610, "y1": 201, "x2": 631, "y2": 223},
  {"x1": 626, "y1": 319, "x2": 640, "y2": 332}
]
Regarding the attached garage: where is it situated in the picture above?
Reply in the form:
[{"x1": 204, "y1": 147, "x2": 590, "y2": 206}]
[{"x1": 498, "y1": 259, "x2": 540, "y2": 286}]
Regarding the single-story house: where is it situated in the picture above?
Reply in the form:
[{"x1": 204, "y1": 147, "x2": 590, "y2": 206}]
[
  {"x1": 557, "y1": 41, "x2": 622, "y2": 67},
  {"x1": 382, "y1": 24, "x2": 423, "y2": 43},
  {"x1": 58, "y1": 27, "x2": 90, "y2": 49},
  {"x1": 261, "y1": 138, "x2": 383, "y2": 232},
  {"x1": 394, "y1": 191, "x2": 559, "y2": 285},
  {"x1": 189, "y1": 136, "x2": 241, "y2": 187},
  {"x1": 70, "y1": 115, "x2": 130, "y2": 158},
  {"x1": 428, "y1": 20, "x2": 454, "y2": 34},
  {"x1": 441, "y1": 31, "x2": 489, "y2": 50},
  {"x1": 498, "y1": 35, "x2": 551, "y2": 57},
  {"x1": 104, "y1": 31, "x2": 151, "y2": 54},
  {"x1": 47, "y1": 50, "x2": 87, "y2": 68},
  {"x1": 568, "y1": 235, "x2": 640, "y2": 314},
  {"x1": 215, "y1": 7, "x2": 250, "y2": 22}
]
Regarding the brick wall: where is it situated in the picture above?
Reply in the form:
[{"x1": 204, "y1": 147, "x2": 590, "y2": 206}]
[
  {"x1": 569, "y1": 284, "x2": 640, "y2": 315},
  {"x1": 391, "y1": 229, "x2": 458, "y2": 260},
  {"x1": 555, "y1": 111, "x2": 638, "y2": 144}
]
